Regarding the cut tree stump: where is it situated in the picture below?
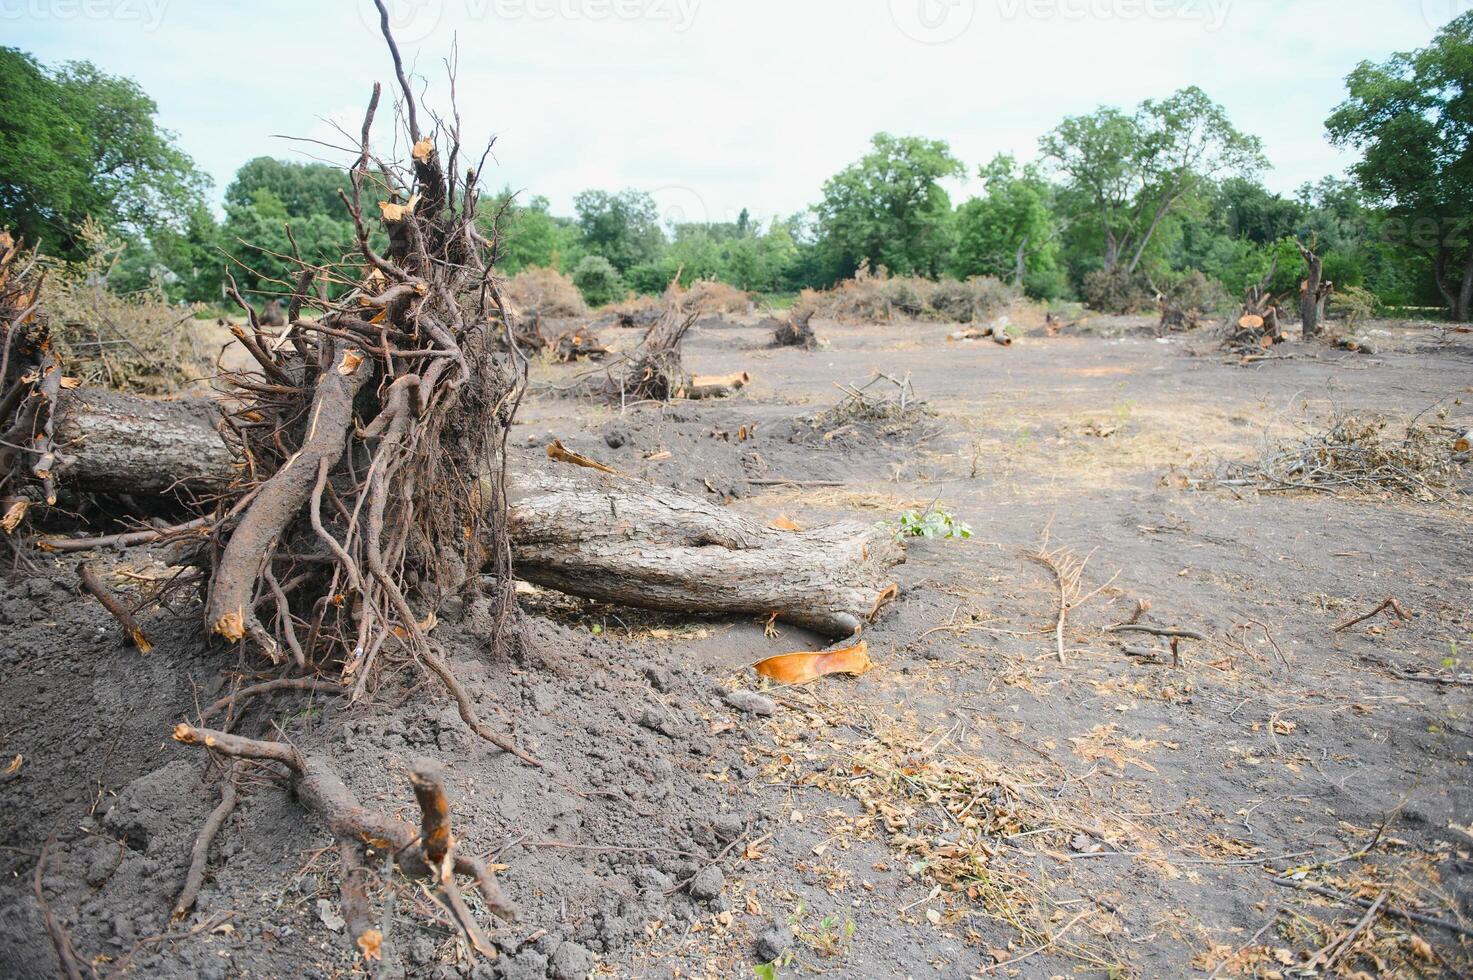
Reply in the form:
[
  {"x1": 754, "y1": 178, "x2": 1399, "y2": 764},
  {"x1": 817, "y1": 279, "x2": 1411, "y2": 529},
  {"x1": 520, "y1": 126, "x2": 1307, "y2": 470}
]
[{"x1": 41, "y1": 389, "x2": 904, "y2": 637}]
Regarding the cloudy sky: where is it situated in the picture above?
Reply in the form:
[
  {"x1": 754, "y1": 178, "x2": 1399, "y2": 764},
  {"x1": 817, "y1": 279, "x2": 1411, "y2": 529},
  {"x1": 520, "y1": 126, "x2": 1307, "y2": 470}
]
[{"x1": 8, "y1": 0, "x2": 1464, "y2": 227}]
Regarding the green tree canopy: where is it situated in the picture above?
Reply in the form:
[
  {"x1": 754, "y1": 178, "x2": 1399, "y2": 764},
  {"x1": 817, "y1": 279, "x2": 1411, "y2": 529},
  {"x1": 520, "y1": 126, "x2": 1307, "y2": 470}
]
[
  {"x1": 0, "y1": 47, "x2": 209, "y2": 257},
  {"x1": 813, "y1": 133, "x2": 965, "y2": 281},
  {"x1": 952, "y1": 154, "x2": 1061, "y2": 292},
  {"x1": 1041, "y1": 86, "x2": 1265, "y2": 275},
  {"x1": 225, "y1": 157, "x2": 353, "y2": 221},
  {"x1": 573, "y1": 189, "x2": 665, "y2": 273},
  {"x1": 1327, "y1": 12, "x2": 1473, "y2": 319}
]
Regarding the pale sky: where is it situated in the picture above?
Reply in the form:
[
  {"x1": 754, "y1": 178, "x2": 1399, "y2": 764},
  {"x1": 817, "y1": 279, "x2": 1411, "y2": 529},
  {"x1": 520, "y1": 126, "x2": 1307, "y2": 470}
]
[{"x1": 7, "y1": 0, "x2": 1464, "y2": 227}]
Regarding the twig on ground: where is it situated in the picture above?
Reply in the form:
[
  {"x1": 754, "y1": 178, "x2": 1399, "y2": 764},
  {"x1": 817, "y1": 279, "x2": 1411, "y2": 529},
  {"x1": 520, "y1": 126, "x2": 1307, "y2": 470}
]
[
  {"x1": 1267, "y1": 877, "x2": 1473, "y2": 939},
  {"x1": 1333, "y1": 597, "x2": 1413, "y2": 633},
  {"x1": 78, "y1": 562, "x2": 152, "y2": 653},
  {"x1": 35, "y1": 837, "x2": 85, "y2": 980},
  {"x1": 173, "y1": 764, "x2": 240, "y2": 920}
]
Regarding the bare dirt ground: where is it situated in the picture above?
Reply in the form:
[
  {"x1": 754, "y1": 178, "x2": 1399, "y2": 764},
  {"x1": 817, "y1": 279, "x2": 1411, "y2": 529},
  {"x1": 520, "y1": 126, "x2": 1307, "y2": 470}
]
[{"x1": 2, "y1": 311, "x2": 1470, "y2": 979}]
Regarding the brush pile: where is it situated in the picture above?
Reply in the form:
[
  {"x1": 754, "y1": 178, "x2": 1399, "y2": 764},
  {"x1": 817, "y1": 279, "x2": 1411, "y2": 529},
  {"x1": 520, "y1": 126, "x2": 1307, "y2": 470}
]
[{"x1": 1207, "y1": 414, "x2": 1469, "y2": 502}]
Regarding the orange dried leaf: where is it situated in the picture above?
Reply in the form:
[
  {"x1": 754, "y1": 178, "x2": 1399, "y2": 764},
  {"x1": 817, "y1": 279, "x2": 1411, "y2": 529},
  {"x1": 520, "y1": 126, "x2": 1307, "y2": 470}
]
[
  {"x1": 768, "y1": 514, "x2": 802, "y2": 532},
  {"x1": 357, "y1": 928, "x2": 384, "y2": 962},
  {"x1": 755, "y1": 641, "x2": 873, "y2": 685}
]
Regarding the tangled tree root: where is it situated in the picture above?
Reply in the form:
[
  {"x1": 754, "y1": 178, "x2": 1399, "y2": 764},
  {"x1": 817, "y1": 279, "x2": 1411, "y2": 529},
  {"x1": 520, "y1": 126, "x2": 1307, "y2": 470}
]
[
  {"x1": 173, "y1": 725, "x2": 515, "y2": 959},
  {"x1": 601, "y1": 300, "x2": 700, "y2": 403}
]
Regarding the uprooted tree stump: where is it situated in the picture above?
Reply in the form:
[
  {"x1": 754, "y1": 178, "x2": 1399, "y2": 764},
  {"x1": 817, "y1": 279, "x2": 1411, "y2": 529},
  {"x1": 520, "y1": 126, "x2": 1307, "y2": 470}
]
[
  {"x1": 601, "y1": 300, "x2": 700, "y2": 403},
  {"x1": 771, "y1": 308, "x2": 817, "y2": 349},
  {"x1": 551, "y1": 327, "x2": 609, "y2": 363}
]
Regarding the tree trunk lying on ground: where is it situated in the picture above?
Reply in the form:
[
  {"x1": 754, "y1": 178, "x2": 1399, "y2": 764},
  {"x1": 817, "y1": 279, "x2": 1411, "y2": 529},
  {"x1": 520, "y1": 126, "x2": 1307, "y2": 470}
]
[{"x1": 44, "y1": 390, "x2": 903, "y2": 637}]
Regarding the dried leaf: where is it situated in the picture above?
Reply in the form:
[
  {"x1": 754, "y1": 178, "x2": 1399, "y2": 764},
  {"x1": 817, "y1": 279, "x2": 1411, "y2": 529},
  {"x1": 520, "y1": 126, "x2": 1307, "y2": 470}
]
[
  {"x1": 357, "y1": 928, "x2": 384, "y2": 962},
  {"x1": 768, "y1": 514, "x2": 802, "y2": 532},
  {"x1": 755, "y1": 641, "x2": 873, "y2": 685},
  {"x1": 3, "y1": 755, "x2": 21, "y2": 776},
  {"x1": 546, "y1": 439, "x2": 620, "y2": 475}
]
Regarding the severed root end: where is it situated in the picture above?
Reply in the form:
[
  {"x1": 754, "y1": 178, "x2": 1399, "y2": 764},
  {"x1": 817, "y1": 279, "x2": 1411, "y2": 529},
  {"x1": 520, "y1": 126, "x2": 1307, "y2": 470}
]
[{"x1": 172, "y1": 725, "x2": 518, "y2": 959}]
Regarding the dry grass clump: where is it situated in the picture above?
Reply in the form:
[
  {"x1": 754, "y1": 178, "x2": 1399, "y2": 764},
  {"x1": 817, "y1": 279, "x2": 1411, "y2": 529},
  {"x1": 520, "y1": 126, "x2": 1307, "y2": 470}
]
[
  {"x1": 812, "y1": 264, "x2": 1017, "y2": 324},
  {"x1": 1207, "y1": 413, "x2": 1469, "y2": 502},
  {"x1": 42, "y1": 220, "x2": 205, "y2": 394},
  {"x1": 502, "y1": 266, "x2": 588, "y2": 319},
  {"x1": 680, "y1": 278, "x2": 750, "y2": 315}
]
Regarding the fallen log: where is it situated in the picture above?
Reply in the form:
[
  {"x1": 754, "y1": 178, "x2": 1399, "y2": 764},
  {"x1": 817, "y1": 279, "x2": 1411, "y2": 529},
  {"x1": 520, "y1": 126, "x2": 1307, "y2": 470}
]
[
  {"x1": 53, "y1": 389, "x2": 236, "y2": 497},
  {"x1": 503, "y1": 460, "x2": 902, "y2": 637},
  {"x1": 684, "y1": 371, "x2": 751, "y2": 400},
  {"x1": 41, "y1": 389, "x2": 903, "y2": 637}
]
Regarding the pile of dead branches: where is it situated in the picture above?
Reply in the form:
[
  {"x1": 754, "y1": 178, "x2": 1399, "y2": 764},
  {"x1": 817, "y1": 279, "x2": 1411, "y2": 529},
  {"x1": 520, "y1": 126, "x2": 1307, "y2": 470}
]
[
  {"x1": 800, "y1": 372, "x2": 937, "y2": 444},
  {"x1": 1204, "y1": 414, "x2": 1469, "y2": 502}
]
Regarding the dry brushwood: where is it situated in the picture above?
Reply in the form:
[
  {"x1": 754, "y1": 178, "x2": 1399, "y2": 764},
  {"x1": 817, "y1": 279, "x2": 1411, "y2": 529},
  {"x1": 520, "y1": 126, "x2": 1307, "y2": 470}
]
[
  {"x1": 1203, "y1": 414, "x2": 1468, "y2": 502},
  {"x1": 800, "y1": 372, "x2": 937, "y2": 444},
  {"x1": 172, "y1": 725, "x2": 515, "y2": 957},
  {"x1": 1025, "y1": 529, "x2": 1118, "y2": 664}
]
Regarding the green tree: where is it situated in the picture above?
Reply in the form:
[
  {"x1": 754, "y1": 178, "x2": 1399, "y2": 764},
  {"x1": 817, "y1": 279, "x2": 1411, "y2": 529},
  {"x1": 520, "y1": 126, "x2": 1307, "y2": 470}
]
[
  {"x1": 571, "y1": 254, "x2": 625, "y2": 307},
  {"x1": 1327, "y1": 13, "x2": 1473, "y2": 320},
  {"x1": 220, "y1": 188, "x2": 356, "y2": 299},
  {"x1": 0, "y1": 48, "x2": 209, "y2": 257},
  {"x1": 573, "y1": 189, "x2": 665, "y2": 273},
  {"x1": 813, "y1": 133, "x2": 965, "y2": 280},
  {"x1": 1041, "y1": 87, "x2": 1265, "y2": 275},
  {"x1": 952, "y1": 154, "x2": 1061, "y2": 291},
  {"x1": 225, "y1": 157, "x2": 353, "y2": 221},
  {"x1": 480, "y1": 191, "x2": 580, "y2": 273}
]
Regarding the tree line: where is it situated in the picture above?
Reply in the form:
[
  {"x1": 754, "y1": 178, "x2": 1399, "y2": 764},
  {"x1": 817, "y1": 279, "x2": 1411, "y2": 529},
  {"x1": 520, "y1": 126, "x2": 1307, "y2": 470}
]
[{"x1": 2, "y1": 13, "x2": 1469, "y2": 318}]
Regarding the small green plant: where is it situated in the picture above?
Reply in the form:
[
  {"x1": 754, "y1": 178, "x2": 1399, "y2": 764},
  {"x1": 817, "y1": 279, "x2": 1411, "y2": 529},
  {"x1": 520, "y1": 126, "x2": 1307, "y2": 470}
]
[{"x1": 883, "y1": 508, "x2": 973, "y2": 541}]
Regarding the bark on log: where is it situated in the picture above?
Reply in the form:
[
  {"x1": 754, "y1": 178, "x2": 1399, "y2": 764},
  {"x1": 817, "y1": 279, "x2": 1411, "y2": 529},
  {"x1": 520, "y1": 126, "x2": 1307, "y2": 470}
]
[
  {"x1": 502, "y1": 459, "x2": 902, "y2": 637},
  {"x1": 43, "y1": 389, "x2": 904, "y2": 637},
  {"x1": 53, "y1": 389, "x2": 235, "y2": 496}
]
